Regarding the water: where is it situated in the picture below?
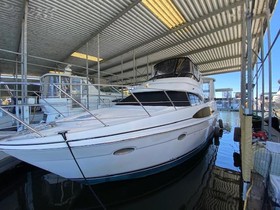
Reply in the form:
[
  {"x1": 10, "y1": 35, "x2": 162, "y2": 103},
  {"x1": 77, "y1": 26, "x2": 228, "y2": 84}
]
[{"x1": 0, "y1": 111, "x2": 243, "y2": 210}]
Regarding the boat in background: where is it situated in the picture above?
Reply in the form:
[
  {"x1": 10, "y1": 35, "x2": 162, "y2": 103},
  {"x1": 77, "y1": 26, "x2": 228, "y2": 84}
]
[
  {"x1": 39, "y1": 65, "x2": 123, "y2": 123},
  {"x1": 0, "y1": 80, "x2": 43, "y2": 131},
  {"x1": 0, "y1": 105, "x2": 43, "y2": 131},
  {"x1": 272, "y1": 79, "x2": 280, "y2": 118},
  {"x1": 202, "y1": 77, "x2": 217, "y2": 109},
  {"x1": 0, "y1": 57, "x2": 219, "y2": 184}
]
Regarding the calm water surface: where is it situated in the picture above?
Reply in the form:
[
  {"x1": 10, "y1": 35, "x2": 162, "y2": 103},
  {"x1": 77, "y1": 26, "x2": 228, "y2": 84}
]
[{"x1": 0, "y1": 111, "x2": 243, "y2": 210}]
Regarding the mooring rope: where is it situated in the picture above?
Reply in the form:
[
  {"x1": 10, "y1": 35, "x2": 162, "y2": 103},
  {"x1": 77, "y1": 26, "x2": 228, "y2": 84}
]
[{"x1": 59, "y1": 131, "x2": 107, "y2": 210}]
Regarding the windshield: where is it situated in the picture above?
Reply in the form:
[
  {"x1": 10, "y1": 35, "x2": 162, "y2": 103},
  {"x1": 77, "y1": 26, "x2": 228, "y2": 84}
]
[
  {"x1": 41, "y1": 75, "x2": 59, "y2": 97},
  {"x1": 152, "y1": 57, "x2": 200, "y2": 81}
]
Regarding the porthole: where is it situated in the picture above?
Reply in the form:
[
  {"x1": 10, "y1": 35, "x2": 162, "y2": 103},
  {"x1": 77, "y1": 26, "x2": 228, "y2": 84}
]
[
  {"x1": 178, "y1": 133, "x2": 187, "y2": 140},
  {"x1": 113, "y1": 147, "x2": 135, "y2": 155}
]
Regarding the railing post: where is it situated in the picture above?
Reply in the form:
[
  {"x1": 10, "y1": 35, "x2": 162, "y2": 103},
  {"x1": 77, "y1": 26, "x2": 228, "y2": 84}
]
[
  {"x1": 0, "y1": 107, "x2": 43, "y2": 137},
  {"x1": 33, "y1": 91, "x2": 66, "y2": 118},
  {"x1": 53, "y1": 84, "x2": 107, "y2": 126},
  {"x1": 163, "y1": 90, "x2": 177, "y2": 110},
  {"x1": 129, "y1": 91, "x2": 151, "y2": 117}
]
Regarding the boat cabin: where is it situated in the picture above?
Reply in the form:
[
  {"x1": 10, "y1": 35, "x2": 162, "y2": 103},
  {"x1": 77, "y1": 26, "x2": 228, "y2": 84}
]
[
  {"x1": 40, "y1": 72, "x2": 90, "y2": 107},
  {"x1": 117, "y1": 57, "x2": 204, "y2": 107},
  {"x1": 202, "y1": 77, "x2": 216, "y2": 102},
  {"x1": 41, "y1": 72, "x2": 120, "y2": 101},
  {"x1": 39, "y1": 71, "x2": 123, "y2": 122}
]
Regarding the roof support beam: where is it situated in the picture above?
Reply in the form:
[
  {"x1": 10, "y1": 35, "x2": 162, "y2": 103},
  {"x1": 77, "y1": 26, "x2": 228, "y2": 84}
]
[
  {"x1": 111, "y1": 64, "x2": 242, "y2": 84},
  {"x1": 101, "y1": 0, "x2": 245, "y2": 64},
  {"x1": 61, "y1": 0, "x2": 142, "y2": 62},
  {"x1": 203, "y1": 69, "x2": 241, "y2": 76},
  {"x1": 196, "y1": 55, "x2": 242, "y2": 65},
  {"x1": 111, "y1": 73, "x2": 152, "y2": 85},
  {"x1": 101, "y1": 13, "x2": 264, "y2": 72},
  {"x1": 103, "y1": 34, "x2": 259, "y2": 82},
  {"x1": 201, "y1": 65, "x2": 241, "y2": 74},
  {"x1": 104, "y1": 54, "x2": 242, "y2": 80},
  {"x1": 174, "y1": 33, "x2": 259, "y2": 58}
]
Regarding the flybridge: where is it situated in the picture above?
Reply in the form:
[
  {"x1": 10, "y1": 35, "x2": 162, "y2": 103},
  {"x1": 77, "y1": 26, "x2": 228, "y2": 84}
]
[{"x1": 151, "y1": 57, "x2": 200, "y2": 82}]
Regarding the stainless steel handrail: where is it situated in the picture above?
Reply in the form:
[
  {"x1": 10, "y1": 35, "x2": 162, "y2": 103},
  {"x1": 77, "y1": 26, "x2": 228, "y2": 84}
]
[
  {"x1": 129, "y1": 91, "x2": 151, "y2": 117},
  {"x1": 0, "y1": 106, "x2": 43, "y2": 137},
  {"x1": 163, "y1": 90, "x2": 177, "y2": 111},
  {"x1": 118, "y1": 87, "x2": 184, "y2": 116},
  {"x1": 53, "y1": 84, "x2": 107, "y2": 126},
  {"x1": 33, "y1": 91, "x2": 66, "y2": 118}
]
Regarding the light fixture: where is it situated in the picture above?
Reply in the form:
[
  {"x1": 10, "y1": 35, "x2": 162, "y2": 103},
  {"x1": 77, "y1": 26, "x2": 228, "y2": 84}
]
[
  {"x1": 71, "y1": 52, "x2": 103, "y2": 62},
  {"x1": 142, "y1": 0, "x2": 185, "y2": 29}
]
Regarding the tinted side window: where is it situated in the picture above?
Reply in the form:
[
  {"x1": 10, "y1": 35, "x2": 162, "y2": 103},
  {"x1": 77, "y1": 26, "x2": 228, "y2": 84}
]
[{"x1": 117, "y1": 91, "x2": 190, "y2": 106}]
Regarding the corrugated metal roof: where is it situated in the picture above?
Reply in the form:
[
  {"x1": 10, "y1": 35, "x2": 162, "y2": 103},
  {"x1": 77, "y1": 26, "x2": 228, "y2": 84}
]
[{"x1": 0, "y1": 0, "x2": 277, "y2": 85}]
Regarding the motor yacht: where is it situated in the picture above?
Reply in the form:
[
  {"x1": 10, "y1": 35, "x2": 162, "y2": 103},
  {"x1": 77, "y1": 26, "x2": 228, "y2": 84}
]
[{"x1": 0, "y1": 57, "x2": 219, "y2": 184}]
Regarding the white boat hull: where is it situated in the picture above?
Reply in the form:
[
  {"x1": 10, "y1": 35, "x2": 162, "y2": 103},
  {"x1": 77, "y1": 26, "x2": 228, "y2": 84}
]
[{"x1": 2, "y1": 106, "x2": 217, "y2": 184}]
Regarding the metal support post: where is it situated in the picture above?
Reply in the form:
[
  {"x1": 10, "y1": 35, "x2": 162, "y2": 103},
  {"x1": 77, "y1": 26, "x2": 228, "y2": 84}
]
[
  {"x1": 266, "y1": 0, "x2": 272, "y2": 140},
  {"x1": 240, "y1": 3, "x2": 247, "y2": 108},
  {"x1": 146, "y1": 56, "x2": 149, "y2": 81},
  {"x1": 97, "y1": 34, "x2": 101, "y2": 107},
  {"x1": 255, "y1": 62, "x2": 259, "y2": 113},
  {"x1": 246, "y1": 0, "x2": 253, "y2": 115},
  {"x1": 121, "y1": 55, "x2": 124, "y2": 98},
  {"x1": 86, "y1": 42, "x2": 89, "y2": 109},
  {"x1": 21, "y1": 0, "x2": 30, "y2": 128},
  {"x1": 15, "y1": 58, "x2": 20, "y2": 130},
  {"x1": 133, "y1": 50, "x2": 136, "y2": 85},
  {"x1": 260, "y1": 25, "x2": 265, "y2": 131},
  {"x1": 240, "y1": 0, "x2": 253, "y2": 200}
]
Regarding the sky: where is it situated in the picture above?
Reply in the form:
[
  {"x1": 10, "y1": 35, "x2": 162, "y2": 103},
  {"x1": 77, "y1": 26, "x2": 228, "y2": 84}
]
[{"x1": 212, "y1": 2, "x2": 280, "y2": 97}]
